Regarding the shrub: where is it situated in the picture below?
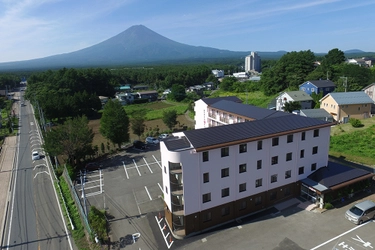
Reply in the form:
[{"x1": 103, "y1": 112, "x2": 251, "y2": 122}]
[
  {"x1": 324, "y1": 202, "x2": 334, "y2": 210},
  {"x1": 349, "y1": 118, "x2": 363, "y2": 128}
]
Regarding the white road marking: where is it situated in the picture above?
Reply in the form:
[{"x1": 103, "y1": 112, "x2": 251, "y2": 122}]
[
  {"x1": 133, "y1": 189, "x2": 142, "y2": 215},
  {"x1": 133, "y1": 159, "x2": 141, "y2": 176},
  {"x1": 310, "y1": 221, "x2": 371, "y2": 250},
  {"x1": 33, "y1": 164, "x2": 46, "y2": 170},
  {"x1": 33, "y1": 171, "x2": 50, "y2": 178},
  {"x1": 153, "y1": 155, "x2": 162, "y2": 169},
  {"x1": 158, "y1": 183, "x2": 163, "y2": 193},
  {"x1": 145, "y1": 186, "x2": 152, "y2": 200},
  {"x1": 122, "y1": 161, "x2": 129, "y2": 179},
  {"x1": 143, "y1": 157, "x2": 153, "y2": 173}
]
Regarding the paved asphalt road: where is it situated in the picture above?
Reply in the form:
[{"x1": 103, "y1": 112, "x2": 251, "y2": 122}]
[{"x1": 1, "y1": 91, "x2": 73, "y2": 250}]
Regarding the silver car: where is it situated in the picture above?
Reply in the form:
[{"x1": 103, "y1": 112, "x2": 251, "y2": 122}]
[
  {"x1": 146, "y1": 137, "x2": 159, "y2": 144},
  {"x1": 345, "y1": 200, "x2": 375, "y2": 224}
]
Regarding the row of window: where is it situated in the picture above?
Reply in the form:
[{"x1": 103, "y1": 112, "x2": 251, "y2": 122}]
[
  {"x1": 202, "y1": 130, "x2": 320, "y2": 161},
  {"x1": 202, "y1": 187, "x2": 292, "y2": 220},
  {"x1": 203, "y1": 163, "x2": 317, "y2": 187}
]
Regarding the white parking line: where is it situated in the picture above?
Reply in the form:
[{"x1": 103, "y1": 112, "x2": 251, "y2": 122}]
[
  {"x1": 133, "y1": 159, "x2": 141, "y2": 176},
  {"x1": 143, "y1": 157, "x2": 153, "y2": 174},
  {"x1": 310, "y1": 220, "x2": 371, "y2": 250},
  {"x1": 153, "y1": 155, "x2": 162, "y2": 169},
  {"x1": 133, "y1": 189, "x2": 142, "y2": 215},
  {"x1": 145, "y1": 186, "x2": 152, "y2": 201},
  {"x1": 158, "y1": 183, "x2": 163, "y2": 193},
  {"x1": 122, "y1": 161, "x2": 129, "y2": 179}
]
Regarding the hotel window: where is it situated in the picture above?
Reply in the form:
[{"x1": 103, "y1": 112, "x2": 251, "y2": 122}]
[
  {"x1": 239, "y1": 164, "x2": 247, "y2": 173},
  {"x1": 300, "y1": 149, "x2": 305, "y2": 158},
  {"x1": 221, "y1": 168, "x2": 229, "y2": 178},
  {"x1": 298, "y1": 166, "x2": 304, "y2": 175},
  {"x1": 203, "y1": 212, "x2": 212, "y2": 222},
  {"x1": 255, "y1": 196, "x2": 262, "y2": 205},
  {"x1": 202, "y1": 193, "x2": 211, "y2": 203},
  {"x1": 286, "y1": 152, "x2": 292, "y2": 161},
  {"x1": 271, "y1": 174, "x2": 278, "y2": 183},
  {"x1": 271, "y1": 156, "x2": 278, "y2": 165},
  {"x1": 164, "y1": 166, "x2": 166, "y2": 173},
  {"x1": 257, "y1": 140, "x2": 263, "y2": 150},
  {"x1": 255, "y1": 178, "x2": 263, "y2": 188},
  {"x1": 203, "y1": 151, "x2": 209, "y2": 162},
  {"x1": 312, "y1": 146, "x2": 318, "y2": 155},
  {"x1": 257, "y1": 160, "x2": 262, "y2": 169},
  {"x1": 239, "y1": 144, "x2": 247, "y2": 153},
  {"x1": 221, "y1": 206, "x2": 230, "y2": 216},
  {"x1": 313, "y1": 129, "x2": 319, "y2": 137},
  {"x1": 221, "y1": 187, "x2": 230, "y2": 197},
  {"x1": 221, "y1": 147, "x2": 229, "y2": 157},
  {"x1": 239, "y1": 200, "x2": 247, "y2": 210},
  {"x1": 272, "y1": 137, "x2": 279, "y2": 146},
  {"x1": 239, "y1": 183, "x2": 246, "y2": 192},
  {"x1": 285, "y1": 170, "x2": 291, "y2": 179},
  {"x1": 311, "y1": 163, "x2": 317, "y2": 171},
  {"x1": 287, "y1": 134, "x2": 293, "y2": 143},
  {"x1": 301, "y1": 132, "x2": 306, "y2": 141},
  {"x1": 165, "y1": 186, "x2": 168, "y2": 194},
  {"x1": 203, "y1": 173, "x2": 209, "y2": 183}
]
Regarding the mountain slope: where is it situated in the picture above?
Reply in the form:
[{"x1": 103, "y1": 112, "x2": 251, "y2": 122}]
[{"x1": 0, "y1": 25, "x2": 249, "y2": 71}]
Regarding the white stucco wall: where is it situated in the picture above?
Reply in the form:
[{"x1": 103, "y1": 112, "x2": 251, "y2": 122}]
[{"x1": 194, "y1": 99, "x2": 208, "y2": 129}]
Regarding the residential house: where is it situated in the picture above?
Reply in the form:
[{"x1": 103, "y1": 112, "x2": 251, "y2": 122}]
[
  {"x1": 203, "y1": 82, "x2": 215, "y2": 90},
  {"x1": 299, "y1": 109, "x2": 333, "y2": 122},
  {"x1": 363, "y1": 83, "x2": 375, "y2": 113},
  {"x1": 137, "y1": 90, "x2": 158, "y2": 101},
  {"x1": 320, "y1": 91, "x2": 374, "y2": 123},
  {"x1": 115, "y1": 93, "x2": 134, "y2": 105},
  {"x1": 299, "y1": 80, "x2": 336, "y2": 96},
  {"x1": 275, "y1": 91, "x2": 313, "y2": 111},
  {"x1": 212, "y1": 69, "x2": 224, "y2": 78}
]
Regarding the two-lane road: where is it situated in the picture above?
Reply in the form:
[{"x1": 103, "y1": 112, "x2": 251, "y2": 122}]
[{"x1": 2, "y1": 91, "x2": 73, "y2": 250}]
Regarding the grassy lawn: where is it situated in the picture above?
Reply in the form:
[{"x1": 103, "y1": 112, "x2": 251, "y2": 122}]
[
  {"x1": 209, "y1": 90, "x2": 275, "y2": 108},
  {"x1": 123, "y1": 100, "x2": 189, "y2": 120},
  {"x1": 330, "y1": 117, "x2": 375, "y2": 166}
]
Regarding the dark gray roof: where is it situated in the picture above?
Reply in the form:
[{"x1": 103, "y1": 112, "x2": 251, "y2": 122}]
[
  {"x1": 300, "y1": 109, "x2": 332, "y2": 118},
  {"x1": 210, "y1": 100, "x2": 289, "y2": 120},
  {"x1": 201, "y1": 96, "x2": 242, "y2": 105},
  {"x1": 324, "y1": 91, "x2": 374, "y2": 105},
  {"x1": 164, "y1": 136, "x2": 191, "y2": 151},
  {"x1": 306, "y1": 80, "x2": 336, "y2": 88},
  {"x1": 183, "y1": 114, "x2": 331, "y2": 149},
  {"x1": 306, "y1": 162, "x2": 372, "y2": 188}
]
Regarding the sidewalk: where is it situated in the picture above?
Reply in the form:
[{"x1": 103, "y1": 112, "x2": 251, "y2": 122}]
[{"x1": 0, "y1": 136, "x2": 17, "y2": 246}]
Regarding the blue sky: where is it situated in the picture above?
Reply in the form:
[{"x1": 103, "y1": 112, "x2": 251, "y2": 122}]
[{"x1": 1, "y1": 0, "x2": 375, "y2": 63}]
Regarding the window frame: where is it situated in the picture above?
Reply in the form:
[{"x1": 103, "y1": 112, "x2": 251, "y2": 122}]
[
  {"x1": 301, "y1": 132, "x2": 306, "y2": 141},
  {"x1": 221, "y1": 168, "x2": 229, "y2": 178},
  {"x1": 239, "y1": 163, "x2": 247, "y2": 173},
  {"x1": 287, "y1": 134, "x2": 293, "y2": 143},
  {"x1": 239, "y1": 143, "x2": 247, "y2": 153},
  {"x1": 271, "y1": 174, "x2": 278, "y2": 183},
  {"x1": 202, "y1": 193, "x2": 211, "y2": 203},
  {"x1": 203, "y1": 172, "x2": 209, "y2": 183},
  {"x1": 203, "y1": 151, "x2": 209, "y2": 162},
  {"x1": 257, "y1": 140, "x2": 263, "y2": 150},
  {"x1": 221, "y1": 147, "x2": 229, "y2": 157},
  {"x1": 272, "y1": 137, "x2": 279, "y2": 146},
  {"x1": 255, "y1": 178, "x2": 262, "y2": 188},
  {"x1": 298, "y1": 166, "x2": 304, "y2": 175},
  {"x1": 239, "y1": 183, "x2": 246, "y2": 192},
  {"x1": 221, "y1": 187, "x2": 230, "y2": 198},
  {"x1": 285, "y1": 170, "x2": 291, "y2": 179},
  {"x1": 286, "y1": 152, "x2": 292, "y2": 161},
  {"x1": 313, "y1": 129, "x2": 319, "y2": 137},
  {"x1": 257, "y1": 160, "x2": 262, "y2": 170},
  {"x1": 271, "y1": 156, "x2": 278, "y2": 165},
  {"x1": 312, "y1": 146, "x2": 318, "y2": 155}
]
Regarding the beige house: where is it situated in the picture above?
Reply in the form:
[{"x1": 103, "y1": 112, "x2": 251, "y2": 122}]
[
  {"x1": 320, "y1": 91, "x2": 374, "y2": 123},
  {"x1": 363, "y1": 83, "x2": 375, "y2": 113}
]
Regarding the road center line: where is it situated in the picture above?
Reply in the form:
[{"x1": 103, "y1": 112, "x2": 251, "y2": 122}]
[
  {"x1": 122, "y1": 161, "x2": 129, "y2": 179},
  {"x1": 143, "y1": 157, "x2": 153, "y2": 173},
  {"x1": 133, "y1": 159, "x2": 141, "y2": 176}
]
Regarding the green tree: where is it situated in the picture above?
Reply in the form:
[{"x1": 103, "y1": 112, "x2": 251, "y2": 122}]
[
  {"x1": 162, "y1": 110, "x2": 178, "y2": 131},
  {"x1": 130, "y1": 109, "x2": 147, "y2": 139},
  {"x1": 43, "y1": 116, "x2": 94, "y2": 165},
  {"x1": 100, "y1": 99, "x2": 129, "y2": 148},
  {"x1": 282, "y1": 101, "x2": 302, "y2": 113},
  {"x1": 219, "y1": 77, "x2": 237, "y2": 91},
  {"x1": 323, "y1": 48, "x2": 345, "y2": 67},
  {"x1": 169, "y1": 84, "x2": 186, "y2": 102},
  {"x1": 311, "y1": 92, "x2": 323, "y2": 108},
  {"x1": 88, "y1": 206, "x2": 107, "y2": 242}
]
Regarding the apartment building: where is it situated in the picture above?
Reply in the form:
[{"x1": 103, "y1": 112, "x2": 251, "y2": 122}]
[
  {"x1": 245, "y1": 51, "x2": 261, "y2": 73},
  {"x1": 162, "y1": 98, "x2": 332, "y2": 237}
]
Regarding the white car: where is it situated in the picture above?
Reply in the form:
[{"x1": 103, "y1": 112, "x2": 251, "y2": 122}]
[
  {"x1": 146, "y1": 137, "x2": 159, "y2": 144},
  {"x1": 159, "y1": 133, "x2": 169, "y2": 139},
  {"x1": 32, "y1": 151, "x2": 40, "y2": 160}
]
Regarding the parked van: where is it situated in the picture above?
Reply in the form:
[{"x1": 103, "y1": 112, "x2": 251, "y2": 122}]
[{"x1": 345, "y1": 200, "x2": 375, "y2": 225}]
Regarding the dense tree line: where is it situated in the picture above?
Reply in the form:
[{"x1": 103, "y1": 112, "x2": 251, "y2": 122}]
[{"x1": 260, "y1": 48, "x2": 375, "y2": 96}]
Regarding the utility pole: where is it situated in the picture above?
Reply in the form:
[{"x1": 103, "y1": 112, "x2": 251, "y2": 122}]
[{"x1": 340, "y1": 76, "x2": 348, "y2": 92}]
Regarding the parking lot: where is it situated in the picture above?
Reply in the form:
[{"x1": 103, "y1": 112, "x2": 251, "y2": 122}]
[
  {"x1": 75, "y1": 144, "x2": 375, "y2": 250},
  {"x1": 76, "y1": 144, "x2": 167, "y2": 249}
]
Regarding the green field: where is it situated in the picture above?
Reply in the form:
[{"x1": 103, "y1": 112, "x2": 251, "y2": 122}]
[
  {"x1": 330, "y1": 117, "x2": 375, "y2": 166},
  {"x1": 209, "y1": 90, "x2": 276, "y2": 108}
]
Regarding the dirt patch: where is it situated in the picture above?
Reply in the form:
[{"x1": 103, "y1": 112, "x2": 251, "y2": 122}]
[{"x1": 89, "y1": 114, "x2": 194, "y2": 151}]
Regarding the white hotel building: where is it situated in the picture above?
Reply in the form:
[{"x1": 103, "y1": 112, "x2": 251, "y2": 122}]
[{"x1": 160, "y1": 97, "x2": 332, "y2": 237}]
